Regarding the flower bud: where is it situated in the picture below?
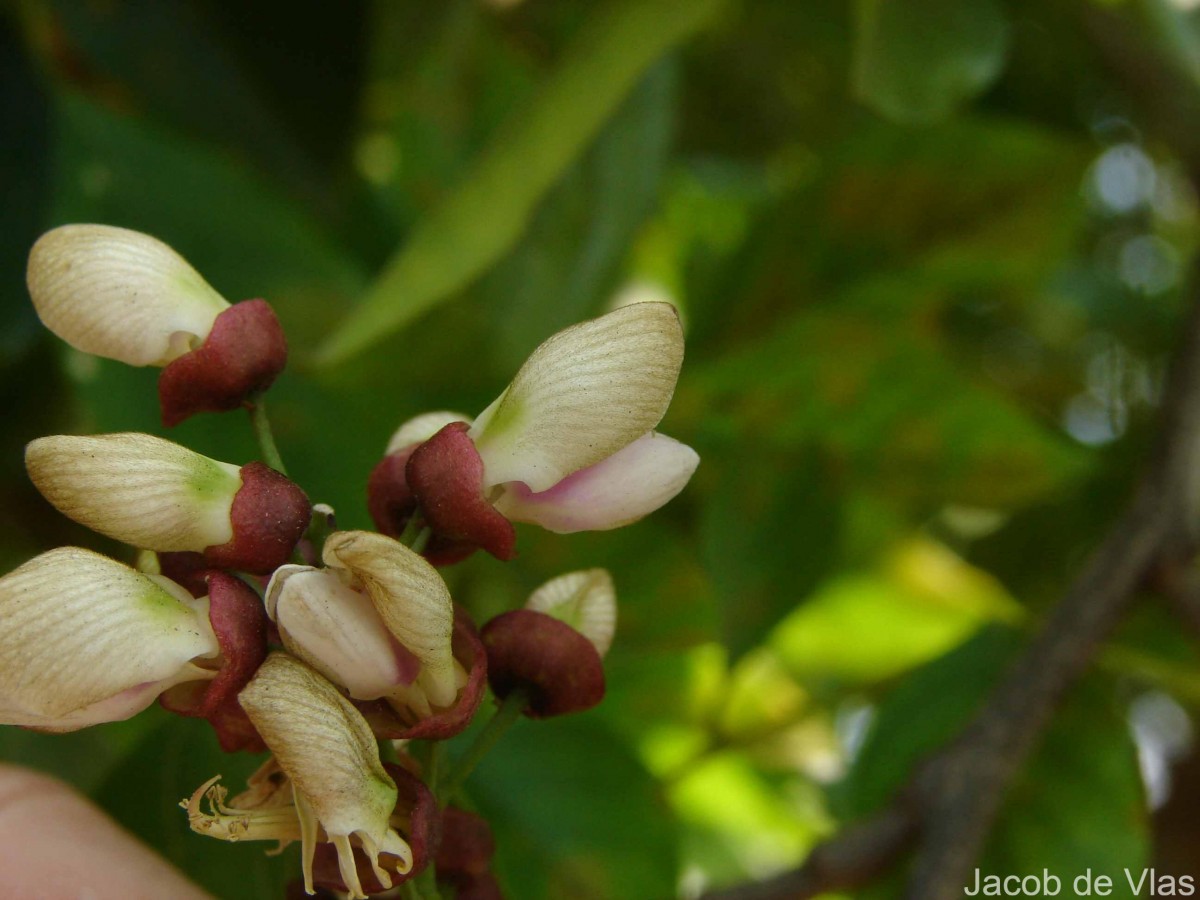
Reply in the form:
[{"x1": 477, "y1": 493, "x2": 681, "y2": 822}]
[
  {"x1": 26, "y1": 433, "x2": 310, "y2": 574},
  {"x1": 26, "y1": 224, "x2": 288, "y2": 427},
  {"x1": 187, "y1": 654, "x2": 413, "y2": 899},
  {"x1": 525, "y1": 568, "x2": 616, "y2": 657},
  {"x1": 480, "y1": 569, "x2": 615, "y2": 719},
  {"x1": 0, "y1": 548, "x2": 218, "y2": 730},
  {"x1": 27, "y1": 224, "x2": 229, "y2": 367},
  {"x1": 481, "y1": 574, "x2": 616, "y2": 722}
]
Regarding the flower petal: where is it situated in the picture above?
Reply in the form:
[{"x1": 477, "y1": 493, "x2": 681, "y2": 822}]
[
  {"x1": 468, "y1": 302, "x2": 684, "y2": 491},
  {"x1": 0, "y1": 548, "x2": 217, "y2": 728},
  {"x1": 26, "y1": 433, "x2": 241, "y2": 551},
  {"x1": 238, "y1": 654, "x2": 411, "y2": 898},
  {"x1": 492, "y1": 431, "x2": 698, "y2": 533},
  {"x1": 265, "y1": 567, "x2": 421, "y2": 700},
  {"x1": 27, "y1": 224, "x2": 229, "y2": 366},
  {"x1": 525, "y1": 569, "x2": 616, "y2": 658},
  {"x1": 385, "y1": 411, "x2": 471, "y2": 455},
  {"x1": 322, "y1": 532, "x2": 459, "y2": 708}
]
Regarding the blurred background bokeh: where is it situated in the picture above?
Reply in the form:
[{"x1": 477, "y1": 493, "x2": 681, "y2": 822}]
[{"x1": 3, "y1": 0, "x2": 1200, "y2": 897}]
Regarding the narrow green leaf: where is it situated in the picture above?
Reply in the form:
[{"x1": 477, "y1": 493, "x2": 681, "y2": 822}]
[
  {"x1": 852, "y1": 0, "x2": 1010, "y2": 124},
  {"x1": 317, "y1": 0, "x2": 725, "y2": 366}
]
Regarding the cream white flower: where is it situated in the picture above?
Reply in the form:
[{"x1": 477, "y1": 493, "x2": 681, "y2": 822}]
[
  {"x1": 526, "y1": 568, "x2": 616, "y2": 658},
  {"x1": 26, "y1": 433, "x2": 241, "y2": 551},
  {"x1": 185, "y1": 653, "x2": 411, "y2": 900},
  {"x1": 373, "y1": 303, "x2": 699, "y2": 557},
  {"x1": 264, "y1": 531, "x2": 464, "y2": 718},
  {"x1": 25, "y1": 432, "x2": 311, "y2": 574},
  {"x1": 0, "y1": 548, "x2": 218, "y2": 731},
  {"x1": 469, "y1": 301, "x2": 690, "y2": 494},
  {"x1": 27, "y1": 224, "x2": 229, "y2": 367}
]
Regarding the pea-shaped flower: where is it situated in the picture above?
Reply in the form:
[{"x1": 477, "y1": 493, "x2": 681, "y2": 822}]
[
  {"x1": 482, "y1": 569, "x2": 615, "y2": 718},
  {"x1": 0, "y1": 548, "x2": 218, "y2": 730},
  {"x1": 263, "y1": 531, "x2": 485, "y2": 739},
  {"x1": 185, "y1": 653, "x2": 423, "y2": 899},
  {"x1": 368, "y1": 302, "x2": 699, "y2": 563},
  {"x1": 26, "y1": 433, "x2": 310, "y2": 575},
  {"x1": 26, "y1": 224, "x2": 287, "y2": 426}
]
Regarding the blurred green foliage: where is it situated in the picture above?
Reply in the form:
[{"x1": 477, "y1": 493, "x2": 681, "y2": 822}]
[{"x1": 3, "y1": 0, "x2": 1200, "y2": 897}]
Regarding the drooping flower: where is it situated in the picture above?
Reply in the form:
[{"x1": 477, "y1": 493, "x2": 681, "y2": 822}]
[
  {"x1": 26, "y1": 224, "x2": 287, "y2": 426},
  {"x1": 368, "y1": 302, "x2": 699, "y2": 562},
  {"x1": 263, "y1": 530, "x2": 486, "y2": 739},
  {"x1": 185, "y1": 653, "x2": 424, "y2": 899},
  {"x1": 26, "y1": 432, "x2": 311, "y2": 574},
  {"x1": 481, "y1": 569, "x2": 615, "y2": 718},
  {"x1": 0, "y1": 548, "x2": 218, "y2": 730}
]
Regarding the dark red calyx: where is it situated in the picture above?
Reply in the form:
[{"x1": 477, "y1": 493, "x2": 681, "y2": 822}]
[
  {"x1": 367, "y1": 447, "x2": 417, "y2": 538},
  {"x1": 159, "y1": 571, "x2": 268, "y2": 752},
  {"x1": 156, "y1": 551, "x2": 210, "y2": 597},
  {"x1": 158, "y1": 299, "x2": 288, "y2": 427},
  {"x1": 406, "y1": 422, "x2": 516, "y2": 562},
  {"x1": 368, "y1": 448, "x2": 479, "y2": 566},
  {"x1": 311, "y1": 763, "x2": 441, "y2": 894},
  {"x1": 481, "y1": 609, "x2": 605, "y2": 719},
  {"x1": 356, "y1": 606, "x2": 487, "y2": 741},
  {"x1": 436, "y1": 808, "x2": 496, "y2": 881},
  {"x1": 202, "y1": 462, "x2": 311, "y2": 575}
]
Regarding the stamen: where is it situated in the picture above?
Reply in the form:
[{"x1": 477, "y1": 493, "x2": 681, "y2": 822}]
[{"x1": 181, "y1": 775, "x2": 303, "y2": 847}]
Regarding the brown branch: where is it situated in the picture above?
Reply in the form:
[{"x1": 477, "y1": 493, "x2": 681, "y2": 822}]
[
  {"x1": 701, "y1": 808, "x2": 916, "y2": 900},
  {"x1": 701, "y1": 7, "x2": 1200, "y2": 897},
  {"x1": 707, "y1": 271, "x2": 1200, "y2": 898},
  {"x1": 702, "y1": 261, "x2": 1200, "y2": 900}
]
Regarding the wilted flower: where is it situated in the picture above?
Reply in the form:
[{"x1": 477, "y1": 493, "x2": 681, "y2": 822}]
[
  {"x1": 0, "y1": 548, "x2": 218, "y2": 730},
  {"x1": 26, "y1": 224, "x2": 287, "y2": 426},
  {"x1": 264, "y1": 530, "x2": 485, "y2": 738},
  {"x1": 26, "y1": 432, "x2": 311, "y2": 574},
  {"x1": 185, "y1": 653, "x2": 421, "y2": 899},
  {"x1": 368, "y1": 302, "x2": 699, "y2": 562},
  {"x1": 482, "y1": 569, "x2": 616, "y2": 718}
]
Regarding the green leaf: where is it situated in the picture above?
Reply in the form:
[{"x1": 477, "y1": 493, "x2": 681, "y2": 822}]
[
  {"x1": 480, "y1": 60, "x2": 677, "y2": 372},
  {"x1": 700, "y1": 444, "x2": 842, "y2": 660},
  {"x1": 49, "y1": 90, "x2": 366, "y2": 352},
  {"x1": 468, "y1": 715, "x2": 680, "y2": 900},
  {"x1": 852, "y1": 0, "x2": 1010, "y2": 124},
  {"x1": 317, "y1": 0, "x2": 725, "y2": 365},
  {"x1": 690, "y1": 308, "x2": 1089, "y2": 509},
  {"x1": 94, "y1": 711, "x2": 293, "y2": 900}
]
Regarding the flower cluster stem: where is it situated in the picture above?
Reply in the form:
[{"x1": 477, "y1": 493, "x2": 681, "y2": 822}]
[
  {"x1": 246, "y1": 398, "x2": 287, "y2": 475},
  {"x1": 440, "y1": 689, "x2": 527, "y2": 798}
]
